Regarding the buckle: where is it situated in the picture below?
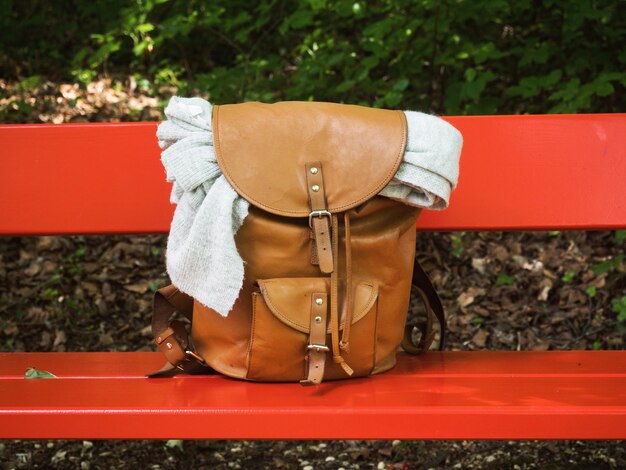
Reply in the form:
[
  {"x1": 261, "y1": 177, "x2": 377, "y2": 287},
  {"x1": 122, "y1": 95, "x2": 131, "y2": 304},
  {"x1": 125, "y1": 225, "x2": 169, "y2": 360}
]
[
  {"x1": 185, "y1": 348, "x2": 206, "y2": 364},
  {"x1": 308, "y1": 210, "x2": 332, "y2": 228},
  {"x1": 176, "y1": 348, "x2": 207, "y2": 371},
  {"x1": 307, "y1": 343, "x2": 330, "y2": 352}
]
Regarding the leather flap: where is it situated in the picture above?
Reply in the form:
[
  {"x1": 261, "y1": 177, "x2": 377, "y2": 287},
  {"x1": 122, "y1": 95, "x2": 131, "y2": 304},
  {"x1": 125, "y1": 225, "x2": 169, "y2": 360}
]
[
  {"x1": 257, "y1": 277, "x2": 378, "y2": 333},
  {"x1": 213, "y1": 101, "x2": 407, "y2": 217}
]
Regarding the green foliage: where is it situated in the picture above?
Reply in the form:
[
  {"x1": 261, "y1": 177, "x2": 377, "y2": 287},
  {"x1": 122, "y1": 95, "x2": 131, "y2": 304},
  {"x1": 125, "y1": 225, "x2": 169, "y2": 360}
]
[
  {"x1": 496, "y1": 273, "x2": 515, "y2": 286},
  {"x1": 2, "y1": 0, "x2": 625, "y2": 113},
  {"x1": 613, "y1": 296, "x2": 626, "y2": 323},
  {"x1": 164, "y1": 439, "x2": 184, "y2": 452},
  {"x1": 615, "y1": 230, "x2": 626, "y2": 243},
  {"x1": 585, "y1": 286, "x2": 597, "y2": 298},
  {"x1": 591, "y1": 255, "x2": 624, "y2": 276},
  {"x1": 561, "y1": 270, "x2": 575, "y2": 283},
  {"x1": 450, "y1": 234, "x2": 464, "y2": 257}
]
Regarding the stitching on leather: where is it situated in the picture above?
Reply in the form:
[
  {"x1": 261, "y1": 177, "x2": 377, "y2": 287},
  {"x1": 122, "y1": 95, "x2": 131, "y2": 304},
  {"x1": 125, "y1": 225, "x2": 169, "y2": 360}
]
[
  {"x1": 329, "y1": 282, "x2": 378, "y2": 333},
  {"x1": 369, "y1": 295, "x2": 380, "y2": 376},
  {"x1": 246, "y1": 293, "x2": 259, "y2": 378},
  {"x1": 260, "y1": 280, "x2": 312, "y2": 331},
  {"x1": 213, "y1": 105, "x2": 408, "y2": 216},
  {"x1": 259, "y1": 278, "x2": 377, "y2": 334}
]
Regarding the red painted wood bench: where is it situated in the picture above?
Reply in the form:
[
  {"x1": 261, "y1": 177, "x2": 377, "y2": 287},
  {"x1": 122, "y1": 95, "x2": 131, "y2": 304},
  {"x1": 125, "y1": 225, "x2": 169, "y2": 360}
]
[{"x1": 1, "y1": 114, "x2": 625, "y2": 439}]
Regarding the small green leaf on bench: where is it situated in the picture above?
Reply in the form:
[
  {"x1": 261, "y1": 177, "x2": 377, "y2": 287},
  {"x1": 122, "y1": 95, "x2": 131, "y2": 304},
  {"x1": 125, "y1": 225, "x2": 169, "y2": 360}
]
[
  {"x1": 165, "y1": 439, "x2": 184, "y2": 452},
  {"x1": 24, "y1": 367, "x2": 57, "y2": 379}
]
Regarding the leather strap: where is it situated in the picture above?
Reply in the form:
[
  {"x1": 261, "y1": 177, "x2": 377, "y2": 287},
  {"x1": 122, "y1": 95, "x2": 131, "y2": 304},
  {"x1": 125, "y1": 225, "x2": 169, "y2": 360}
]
[
  {"x1": 305, "y1": 161, "x2": 333, "y2": 273},
  {"x1": 339, "y1": 211, "x2": 353, "y2": 352},
  {"x1": 148, "y1": 285, "x2": 211, "y2": 377},
  {"x1": 329, "y1": 213, "x2": 353, "y2": 376},
  {"x1": 300, "y1": 292, "x2": 329, "y2": 386},
  {"x1": 402, "y1": 260, "x2": 447, "y2": 353}
]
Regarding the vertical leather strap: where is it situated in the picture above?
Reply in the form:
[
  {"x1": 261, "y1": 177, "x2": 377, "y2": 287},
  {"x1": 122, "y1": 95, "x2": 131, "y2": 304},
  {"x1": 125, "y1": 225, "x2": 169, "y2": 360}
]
[
  {"x1": 148, "y1": 285, "x2": 210, "y2": 377},
  {"x1": 402, "y1": 260, "x2": 447, "y2": 353},
  {"x1": 300, "y1": 292, "x2": 329, "y2": 386},
  {"x1": 339, "y1": 211, "x2": 353, "y2": 352},
  {"x1": 329, "y1": 213, "x2": 354, "y2": 376},
  {"x1": 305, "y1": 161, "x2": 333, "y2": 273}
]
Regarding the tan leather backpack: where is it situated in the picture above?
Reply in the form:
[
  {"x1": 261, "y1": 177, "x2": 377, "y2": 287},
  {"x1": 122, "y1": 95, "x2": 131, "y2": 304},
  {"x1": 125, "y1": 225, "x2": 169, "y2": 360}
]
[{"x1": 150, "y1": 101, "x2": 445, "y2": 385}]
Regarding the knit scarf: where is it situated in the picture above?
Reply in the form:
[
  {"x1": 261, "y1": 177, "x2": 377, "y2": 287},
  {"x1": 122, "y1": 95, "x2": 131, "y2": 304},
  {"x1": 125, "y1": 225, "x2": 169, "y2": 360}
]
[{"x1": 157, "y1": 96, "x2": 463, "y2": 316}]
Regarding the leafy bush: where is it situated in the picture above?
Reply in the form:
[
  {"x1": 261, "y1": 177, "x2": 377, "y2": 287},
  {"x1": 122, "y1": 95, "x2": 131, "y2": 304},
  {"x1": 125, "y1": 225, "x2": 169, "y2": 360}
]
[{"x1": 2, "y1": 0, "x2": 625, "y2": 113}]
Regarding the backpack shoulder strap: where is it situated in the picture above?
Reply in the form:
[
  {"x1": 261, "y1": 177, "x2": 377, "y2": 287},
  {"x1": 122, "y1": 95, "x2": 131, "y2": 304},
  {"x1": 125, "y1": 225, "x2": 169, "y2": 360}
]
[{"x1": 402, "y1": 260, "x2": 447, "y2": 353}]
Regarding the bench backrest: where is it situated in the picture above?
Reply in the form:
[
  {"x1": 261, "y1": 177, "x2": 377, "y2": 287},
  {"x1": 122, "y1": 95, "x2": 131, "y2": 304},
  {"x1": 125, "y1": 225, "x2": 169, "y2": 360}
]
[{"x1": 1, "y1": 114, "x2": 625, "y2": 235}]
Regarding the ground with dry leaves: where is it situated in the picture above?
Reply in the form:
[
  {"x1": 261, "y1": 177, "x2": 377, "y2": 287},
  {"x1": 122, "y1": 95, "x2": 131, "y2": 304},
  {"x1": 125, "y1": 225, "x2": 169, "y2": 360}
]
[{"x1": 1, "y1": 78, "x2": 625, "y2": 469}]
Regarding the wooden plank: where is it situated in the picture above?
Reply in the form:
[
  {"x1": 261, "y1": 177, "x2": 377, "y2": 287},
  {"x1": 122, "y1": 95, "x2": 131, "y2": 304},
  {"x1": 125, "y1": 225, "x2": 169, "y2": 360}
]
[
  {"x1": 1, "y1": 114, "x2": 625, "y2": 235},
  {"x1": 2, "y1": 352, "x2": 625, "y2": 439}
]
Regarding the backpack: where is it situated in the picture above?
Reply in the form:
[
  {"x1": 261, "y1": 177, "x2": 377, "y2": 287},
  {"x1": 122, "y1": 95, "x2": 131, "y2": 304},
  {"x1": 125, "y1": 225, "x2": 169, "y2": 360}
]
[{"x1": 150, "y1": 100, "x2": 456, "y2": 385}]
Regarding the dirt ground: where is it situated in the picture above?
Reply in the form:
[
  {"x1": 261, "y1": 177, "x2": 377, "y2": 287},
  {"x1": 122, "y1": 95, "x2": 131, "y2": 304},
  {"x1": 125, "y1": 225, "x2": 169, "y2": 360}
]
[{"x1": 1, "y1": 78, "x2": 625, "y2": 469}]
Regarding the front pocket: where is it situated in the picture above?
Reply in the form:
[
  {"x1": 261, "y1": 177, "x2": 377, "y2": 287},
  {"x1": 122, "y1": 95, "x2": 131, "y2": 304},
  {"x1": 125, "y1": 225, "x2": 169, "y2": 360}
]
[{"x1": 246, "y1": 277, "x2": 379, "y2": 382}]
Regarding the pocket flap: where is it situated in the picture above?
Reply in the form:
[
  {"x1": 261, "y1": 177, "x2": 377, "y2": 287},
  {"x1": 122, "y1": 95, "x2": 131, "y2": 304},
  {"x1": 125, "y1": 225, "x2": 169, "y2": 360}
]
[{"x1": 257, "y1": 277, "x2": 378, "y2": 334}]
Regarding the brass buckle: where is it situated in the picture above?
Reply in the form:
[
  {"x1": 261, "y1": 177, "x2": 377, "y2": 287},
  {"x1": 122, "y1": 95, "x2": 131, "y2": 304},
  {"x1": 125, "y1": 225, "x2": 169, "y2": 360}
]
[
  {"x1": 176, "y1": 348, "x2": 206, "y2": 371},
  {"x1": 307, "y1": 343, "x2": 330, "y2": 352},
  {"x1": 308, "y1": 210, "x2": 331, "y2": 229}
]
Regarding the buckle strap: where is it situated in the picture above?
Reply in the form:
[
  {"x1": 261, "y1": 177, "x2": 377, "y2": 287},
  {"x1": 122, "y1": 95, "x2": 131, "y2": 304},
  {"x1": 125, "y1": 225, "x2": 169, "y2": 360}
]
[
  {"x1": 148, "y1": 285, "x2": 208, "y2": 376},
  {"x1": 301, "y1": 292, "x2": 329, "y2": 386},
  {"x1": 305, "y1": 161, "x2": 333, "y2": 273}
]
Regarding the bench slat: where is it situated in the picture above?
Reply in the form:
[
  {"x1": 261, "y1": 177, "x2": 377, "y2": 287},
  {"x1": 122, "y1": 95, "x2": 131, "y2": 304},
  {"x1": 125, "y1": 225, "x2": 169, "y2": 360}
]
[
  {"x1": 2, "y1": 114, "x2": 625, "y2": 235},
  {"x1": 2, "y1": 351, "x2": 625, "y2": 439}
]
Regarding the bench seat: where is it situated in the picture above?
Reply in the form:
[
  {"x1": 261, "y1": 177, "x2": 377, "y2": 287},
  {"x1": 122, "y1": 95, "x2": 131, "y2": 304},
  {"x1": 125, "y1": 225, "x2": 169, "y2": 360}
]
[
  {"x1": 1, "y1": 351, "x2": 625, "y2": 439},
  {"x1": 1, "y1": 113, "x2": 625, "y2": 440}
]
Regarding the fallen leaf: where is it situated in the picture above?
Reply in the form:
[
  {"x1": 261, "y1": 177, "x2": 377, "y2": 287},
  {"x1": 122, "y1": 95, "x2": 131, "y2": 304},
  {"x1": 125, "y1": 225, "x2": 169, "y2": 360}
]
[
  {"x1": 24, "y1": 367, "x2": 57, "y2": 379},
  {"x1": 457, "y1": 287, "x2": 486, "y2": 308},
  {"x1": 472, "y1": 329, "x2": 489, "y2": 348},
  {"x1": 472, "y1": 257, "x2": 488, "y2": 274}
]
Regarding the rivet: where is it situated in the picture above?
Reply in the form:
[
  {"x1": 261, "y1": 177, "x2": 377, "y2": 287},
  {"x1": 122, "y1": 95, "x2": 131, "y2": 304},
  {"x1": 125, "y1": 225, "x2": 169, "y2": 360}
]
[
  {"x1": 315, "y1": 298, "x2": 323, "y2": 305},
  {"x1": 311, "y1": 184, "x2": 320, "y2": 192},
  {"x1": 314, "y1": 316, "x2": 322, "y2": 323},
  {"x1": 310, "y1": 167, "x2": 318, "y2": 174},
  {"x1": 166, "y1": 342, "x2": 173, "y2": 350}
]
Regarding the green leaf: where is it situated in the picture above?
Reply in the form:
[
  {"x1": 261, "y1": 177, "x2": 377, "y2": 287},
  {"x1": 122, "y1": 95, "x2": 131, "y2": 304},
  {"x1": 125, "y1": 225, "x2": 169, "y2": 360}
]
[
  {"x1": 393, "y1": 78, "x2": 409, "y2": 92},
  {"x1": 562, "y1": 270, "x2": 575, "y2": 283},
  {"x1": 165, "y1": 440, "x2": 184, "y2": 451},
  {"x1": 585, "y1": 286, "x2": 597, "y2": 298},
  {"x1": 136, "y1": 23, "x2": 154, "y2": 34},
  {"x1": 591, "y1": 255, "x2": 624, "y2": 275},
  {"x1": 336, "y1": 79, "x2": 356, "y2": 93},
  {"x1": 592, "y1": 341, "x2": 602, "y2": 350},
  {"x1": 612, "y1": 296, "x2": 626, "y2": 323},
  {"x1": 24, "y1": 368, "x2": 57, "y2": 379},
  {"x1": 614, "y1": 230, "x2": 626, "y2": 243},
  {"x1": 496, "y1": 273, "x2": 515, "y2": 286}
]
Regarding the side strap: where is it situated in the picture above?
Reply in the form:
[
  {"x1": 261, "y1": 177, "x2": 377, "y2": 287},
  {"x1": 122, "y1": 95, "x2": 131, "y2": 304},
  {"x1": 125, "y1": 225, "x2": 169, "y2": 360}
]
[
  {"x1": 402, "y1": 260, "x2": 446, "y2": 353},
  {"x1": 148, "y1": 285, "x2": 212, "y2": 377}
]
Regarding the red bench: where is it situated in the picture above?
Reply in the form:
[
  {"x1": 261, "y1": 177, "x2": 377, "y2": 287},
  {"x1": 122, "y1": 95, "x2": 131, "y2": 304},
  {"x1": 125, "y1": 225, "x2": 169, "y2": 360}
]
[{"x1": 1, "y1": 114, "x2": 625, "y2": 439}]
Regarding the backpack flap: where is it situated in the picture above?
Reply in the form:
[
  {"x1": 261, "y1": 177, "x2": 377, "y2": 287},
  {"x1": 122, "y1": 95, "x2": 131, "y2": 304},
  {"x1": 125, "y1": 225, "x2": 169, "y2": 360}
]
[{"x1": 212, "y1": 101, "x2": 407, "y2": 216}]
